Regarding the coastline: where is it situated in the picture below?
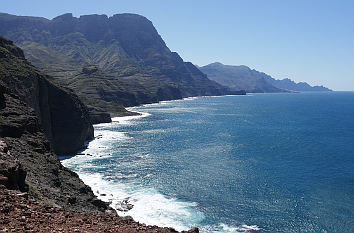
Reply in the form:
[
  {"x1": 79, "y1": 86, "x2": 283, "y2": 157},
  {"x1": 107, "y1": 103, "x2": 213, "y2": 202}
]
[
  {"x1": 60, "y1": 97, "x2": 204, "y2": 231},
  {"x1": 56, "y1": 106, "x2": 200, "y2": 232},
  {"x1": 59, "y1": 95, "x2": 264, "y2": 233}
]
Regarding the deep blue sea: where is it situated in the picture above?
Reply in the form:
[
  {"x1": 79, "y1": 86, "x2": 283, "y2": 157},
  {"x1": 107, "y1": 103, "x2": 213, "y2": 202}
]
[{"x1": 61, "y1": 92, "x2": 354, "y2": 232}]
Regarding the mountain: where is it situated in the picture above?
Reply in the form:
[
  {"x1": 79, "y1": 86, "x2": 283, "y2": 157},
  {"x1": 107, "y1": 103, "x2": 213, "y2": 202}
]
[
  {"x1": 200, "y1": 62, "x2": 331, "y2": 93},
  {"x1": 0, "y1": 13, "x2": 243, "y2": 123},
  {"x1": 264, "y1": 77, "x2": 332, "y2": 92},
  {"x1": 199, "y1": 62, "x2": 285, "y2": 93}
]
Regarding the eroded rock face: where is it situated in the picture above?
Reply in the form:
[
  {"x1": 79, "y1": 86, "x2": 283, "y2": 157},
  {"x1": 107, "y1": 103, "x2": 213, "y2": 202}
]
[
  {"x1": 0, "y1": 37, "x2": 108, "y2": 213},
  {"x1": 0, "y1": 36, "x2": 93, "y2": 155},
  {"x1": 0, "y1": 160, "x2": 27, "y2": 192},
  {"x1": 0, "y1": 88, "x2": 109, "y2": 213},
  {"x1": 0, "y1": 140, "x2": 27, "y2": 192}
]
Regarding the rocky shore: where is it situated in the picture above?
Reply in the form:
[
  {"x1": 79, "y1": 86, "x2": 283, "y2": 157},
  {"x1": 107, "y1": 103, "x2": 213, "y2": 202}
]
[{"x1": 0, "y1": 187, "x2": 198, "y2": 233}]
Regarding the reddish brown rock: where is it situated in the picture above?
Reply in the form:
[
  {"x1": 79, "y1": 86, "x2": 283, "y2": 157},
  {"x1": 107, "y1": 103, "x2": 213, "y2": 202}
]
[{"x1": 0, "y1": 187, "x2": 198, "y2": 233}]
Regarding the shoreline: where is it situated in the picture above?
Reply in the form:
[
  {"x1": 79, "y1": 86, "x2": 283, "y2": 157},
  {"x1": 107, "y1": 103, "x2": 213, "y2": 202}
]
[
  {"x1": 0, "y1": 187, "x2": 198, "y2": 233},
  {"x1": 60, "y1": 95, "x2": 267, "y2": 232},
  {"x1": 106, "y1": 94, "x2": 249, "y2": 124},
  {"x1": 60, "y1": 99, "x2": 203, "y2": 232}
]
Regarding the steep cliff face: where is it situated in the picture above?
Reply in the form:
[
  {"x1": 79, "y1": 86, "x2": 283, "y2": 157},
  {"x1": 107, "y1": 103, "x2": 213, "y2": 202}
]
[
  {"x1": 0, "y1": 80, "x2": 109, "y2": 213},
  {"x1": 0, "y1": 13, "x2": 243, "y2": 122},
  {"x1": 0, "y1": 36, "x2": 93, "y2": 155}
]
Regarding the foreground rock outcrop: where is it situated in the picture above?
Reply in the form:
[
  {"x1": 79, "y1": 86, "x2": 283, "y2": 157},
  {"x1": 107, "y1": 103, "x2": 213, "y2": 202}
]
[
  {"x1": 0, "y1": 187, "x2": 198, "y2": 233},
  {"x1": 0, "y1": 141, "x2": 27, "y2": 192}
]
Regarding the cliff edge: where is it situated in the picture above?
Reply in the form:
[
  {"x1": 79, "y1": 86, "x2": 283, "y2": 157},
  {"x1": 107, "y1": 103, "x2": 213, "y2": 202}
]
[
  {"x1": 0, "y1": 36, "x2": 108, "y2": 212},
  {"x1": 0, "y1": 36, "x2": 93, "y2": 155}
]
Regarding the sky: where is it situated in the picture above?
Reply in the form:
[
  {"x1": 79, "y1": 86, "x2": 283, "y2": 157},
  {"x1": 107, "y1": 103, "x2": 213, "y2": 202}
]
[{"x1": 1, "y1": 0, "x2": 354, "y2": 90}]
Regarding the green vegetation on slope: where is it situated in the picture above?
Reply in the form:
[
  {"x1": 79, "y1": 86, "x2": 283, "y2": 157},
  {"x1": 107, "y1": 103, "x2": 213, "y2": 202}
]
[{"x1": 0, "y1": 13, "x2": 243, "y2": 123}]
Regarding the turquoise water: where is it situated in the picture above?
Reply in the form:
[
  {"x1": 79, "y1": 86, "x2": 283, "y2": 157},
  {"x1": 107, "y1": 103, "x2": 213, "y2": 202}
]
[{"x1": 61, "y1": 92, "x2": 354, "y2": 232}]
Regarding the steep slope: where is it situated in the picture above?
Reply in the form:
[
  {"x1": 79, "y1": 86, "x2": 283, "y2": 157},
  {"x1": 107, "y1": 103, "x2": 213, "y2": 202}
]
[
  {"x1": 0, "y1": 36, "x2": 93, "y2": 155},
  {"x1": 0, "y1": 13, "x2": 242, "y2": 122},
  {"x1": 264, "y1": 77, "x2": 332, "y2": 92},
  {"x1": 0, "y1": 36, "x2": 109, "y2": 212},
  {"x1": 200, "y1": 62, "x2": 284, "y2": 93}
]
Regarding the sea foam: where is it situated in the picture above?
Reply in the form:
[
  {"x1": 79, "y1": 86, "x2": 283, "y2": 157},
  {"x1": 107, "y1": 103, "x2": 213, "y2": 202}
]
[
  {"x1": 61, "y1": 110, "x2": 204, "y2": 232},
  {"x1": 71, "y1": 172, "x2": 204, "y2": 232}
]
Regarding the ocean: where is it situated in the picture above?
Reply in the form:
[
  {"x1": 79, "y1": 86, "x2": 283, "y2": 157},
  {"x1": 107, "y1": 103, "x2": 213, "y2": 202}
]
[{"x1": 60, "y1": 92, "x2": 354, "y2": 232}]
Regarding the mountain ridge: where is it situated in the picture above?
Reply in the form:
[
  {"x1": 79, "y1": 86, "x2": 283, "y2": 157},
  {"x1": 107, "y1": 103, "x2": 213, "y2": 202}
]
[
  {"x1": 0, "y1": 13, "x2": 244, "y2": 123},
  {"x1": 200, "y1": 62, "x2": 331, "y2": 93},
  {"x1": 264, "y1": 77, "x2": 332, "y2": 92},
  {"x1": 199, "y1": 62, "x2": 286, "y2": 93}
]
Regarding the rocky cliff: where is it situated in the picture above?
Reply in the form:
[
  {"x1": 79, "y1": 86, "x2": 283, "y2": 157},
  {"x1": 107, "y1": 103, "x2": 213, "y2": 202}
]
[
  {"x1": 0, "y1": 13, "x2": 243, "y2": 123},
  {"x1": 0, "y1": 88, "x2": 108, "y2": 214},
  {"x1": 0, "y1": 36, "x2": 93, "y2": 155},
  {"x1": 0, "y1": 35, "x2": 106, "y2": 212}
]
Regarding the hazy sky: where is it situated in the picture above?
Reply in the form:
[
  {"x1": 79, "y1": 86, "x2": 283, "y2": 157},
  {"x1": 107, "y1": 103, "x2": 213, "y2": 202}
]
[{"x1": 2, "y1": 0, "x2": 354, "y2": 90}]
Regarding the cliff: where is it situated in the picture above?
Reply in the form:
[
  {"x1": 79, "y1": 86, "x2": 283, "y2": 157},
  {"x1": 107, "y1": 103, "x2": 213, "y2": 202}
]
[
  {"x1": 0, "y1": 35, "x2": 108, "y2": 211},
  {"x1": 0, "y1": 13, "x2": 243, "y2": 123},
  {"x1": 0, "y1": 36, "x2": 93, "y2": 155},
  {"x1": 0, "y1": 88, "x2": 109, "y2": 214}
]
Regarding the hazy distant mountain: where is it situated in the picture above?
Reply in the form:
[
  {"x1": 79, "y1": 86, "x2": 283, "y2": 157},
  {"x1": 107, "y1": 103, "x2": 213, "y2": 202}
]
[
  {"x1": 264, "y1": 77, "x2": 332, "y2": 92},
  {"x1": 199, "y1": 62, "x2": 285, "y2": 93},
  {"x1": 200, "y1": 62, "x2": 331, "y2": 93},
  {"x1": 0, "y1": 13, "x2": 242, "y2": 122}
]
